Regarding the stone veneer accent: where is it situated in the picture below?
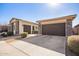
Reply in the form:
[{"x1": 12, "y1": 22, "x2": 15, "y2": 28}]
[
  {"x1": 65, "y1": 19, "x2": 72, "y2": 36},
  {"x1": 38, "y1": 23, "x2": 42, "y2": 34},
  {"x1": 15, "y1": 20, "x2": 19, "y2": 35}
]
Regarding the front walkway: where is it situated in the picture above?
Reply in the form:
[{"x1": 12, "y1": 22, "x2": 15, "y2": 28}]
[
  {"x1": 0, "y1": 40, "x2": 27, "y2": 56},
  {"x1": 0, "y1": 35, "x2": 64, "y2": 56}
]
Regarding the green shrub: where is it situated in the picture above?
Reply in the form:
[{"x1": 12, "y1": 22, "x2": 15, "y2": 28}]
[
  {"x1": 7, "y1": 32, "x2": 13, "y2": 36},
  {"x1": 32, "y1": 31, "x2": 38, "y2": 34},
  {"x1": 67, "y1": 35, "x2": 79, "y2": 55},
  {"x1": 21, "y1": 32, "x2": 28, "y2": 38}
]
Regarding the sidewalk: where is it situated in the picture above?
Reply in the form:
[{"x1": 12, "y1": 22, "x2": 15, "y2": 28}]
[{"x1": 0, "y1": 41, "x2": 27, "y2": 56}]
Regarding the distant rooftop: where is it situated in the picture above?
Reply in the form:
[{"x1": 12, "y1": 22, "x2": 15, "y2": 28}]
[{"x1": 74, "y1": 24, "x2": 79, "y2": 28}]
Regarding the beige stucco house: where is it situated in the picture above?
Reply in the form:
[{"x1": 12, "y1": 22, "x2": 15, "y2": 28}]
[
  {"x1": 9, "y1": 14, "x2": 76, "y2": 36},
  {"x1": 9, "y1": 18, "x2": 38, "y2": 35}
]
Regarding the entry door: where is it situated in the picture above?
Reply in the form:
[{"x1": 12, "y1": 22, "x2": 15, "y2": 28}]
[{"x1": 42, "y1": 23, "x2": 65, "y2": 36}]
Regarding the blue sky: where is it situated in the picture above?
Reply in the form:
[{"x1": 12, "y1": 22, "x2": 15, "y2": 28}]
[{"x1": 0, "y1": 3, "x2": 79, "y2": 27}]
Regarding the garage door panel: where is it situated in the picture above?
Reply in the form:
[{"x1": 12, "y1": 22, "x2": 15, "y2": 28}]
[{"x1": 42, "y1": 23, "x2": 65, "y2": 36}]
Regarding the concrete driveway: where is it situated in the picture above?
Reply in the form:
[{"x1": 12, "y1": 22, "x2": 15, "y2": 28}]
[
  {"x1": 0, "y1": 35, "x2": 66, "y2": 56},
  {"x1": 0, "y1": 35, "x2": 65, "y2": 56},
  {"x1": 22, "y1": 35, "x2": 66, "y2": 54}
]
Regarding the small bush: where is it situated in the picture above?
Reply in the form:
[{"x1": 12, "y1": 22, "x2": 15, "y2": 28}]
[
  {"x1": 21, "y1": 32, "x2": 28, "y2": 38},
  {"x1": 32, "y1": 31, "x2": 38, "y2": 34},
  {"x1": 7, "y1": 32, "x2": 13, "y2": 36},
  {"x1": 67, "y1": 35, "x2": 79, "y2": 55}
]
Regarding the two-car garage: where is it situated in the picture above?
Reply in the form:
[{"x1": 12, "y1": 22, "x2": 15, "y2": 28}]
[{"x1": 37, "y1": 15, "x2": 76, "y2": 36}]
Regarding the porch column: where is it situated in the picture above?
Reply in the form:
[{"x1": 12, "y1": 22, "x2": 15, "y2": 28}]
[{"x1": 31, "y1": 25, "x2": 33, "y2": 34}]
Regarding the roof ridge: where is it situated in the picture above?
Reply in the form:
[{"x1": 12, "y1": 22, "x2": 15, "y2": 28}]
[{"x1": 10, "y1": 18, "x2": 38, "y2": 25}]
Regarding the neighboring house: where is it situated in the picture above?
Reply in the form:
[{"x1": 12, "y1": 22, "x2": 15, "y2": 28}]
[
  {"x1": 0, "y1": 25, "x2": 9, "y2": 32},
  {"x1": 72, "y1": 24, "x2": 79, "y2": 35},
  {"x1": 9, "y1": 18, "x2": 38, "y2": 35},
  {"x1": 37, "y1": 14, "x2": 76, "y2": 36},
  {"x1": 1, "y1": 14, "x2": 76, "y2": 36}
]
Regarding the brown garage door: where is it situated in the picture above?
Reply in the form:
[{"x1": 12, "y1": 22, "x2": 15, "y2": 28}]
[{"x1": 42, "y1": 23, "x2": 65, "y2": 36}]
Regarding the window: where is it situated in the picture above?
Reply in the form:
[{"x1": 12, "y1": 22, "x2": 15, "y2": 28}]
[
  {"x1": 23, "y1": 25, "x2": 27, "y2": 32},
  {"x1": 23, "y1": 25, "x2": 31, "y2": 34}
]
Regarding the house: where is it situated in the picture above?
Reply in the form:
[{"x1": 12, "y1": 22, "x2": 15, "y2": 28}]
[
  {"x1": 9, "y1": 18, "x2": 38, "y2": 35},
  {"x1": 72, "y1": 24, "x2": 79, "y2": 35},
  {"x1": 0, "y1": 25, "x2": 9, "y2": 32},
  {"x1": 9, "y1": 14, "x2": 76, "y2": 36},
  {"x1": 37, "y1": 14, "x2": 76, "y2": 36}
]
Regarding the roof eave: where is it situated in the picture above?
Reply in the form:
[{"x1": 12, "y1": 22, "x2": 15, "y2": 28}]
[{"x1": 37, "y1": 14, "x2": 77, "y2": 23}]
